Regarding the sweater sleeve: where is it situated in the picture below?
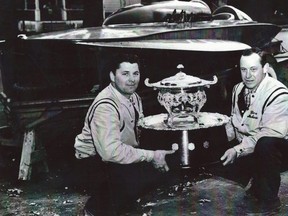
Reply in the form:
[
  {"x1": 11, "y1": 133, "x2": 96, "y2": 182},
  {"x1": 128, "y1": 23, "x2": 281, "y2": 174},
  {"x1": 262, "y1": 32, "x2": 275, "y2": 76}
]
[{"x1": 234, "y1": 92, "x2": 288, "y2": 157}]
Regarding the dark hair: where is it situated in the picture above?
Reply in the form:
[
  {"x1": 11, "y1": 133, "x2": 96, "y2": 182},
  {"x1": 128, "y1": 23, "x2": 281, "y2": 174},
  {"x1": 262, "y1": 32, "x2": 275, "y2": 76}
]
[
  {"x1": 241, "y1": 47, "x2": 267, "y2": 66},
  {"x1": 109, "y1": 53, "x2": 140, "y2": 74}
]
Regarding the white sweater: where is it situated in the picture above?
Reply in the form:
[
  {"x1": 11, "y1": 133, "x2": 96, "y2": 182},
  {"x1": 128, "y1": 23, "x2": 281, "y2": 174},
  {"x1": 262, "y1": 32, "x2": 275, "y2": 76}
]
[
  {"x1": 74, "y1": 84, "x2": 154, "y2": 163},
  {"x1": 226, "y1": 74, "x2": 288, "y2": 157}
]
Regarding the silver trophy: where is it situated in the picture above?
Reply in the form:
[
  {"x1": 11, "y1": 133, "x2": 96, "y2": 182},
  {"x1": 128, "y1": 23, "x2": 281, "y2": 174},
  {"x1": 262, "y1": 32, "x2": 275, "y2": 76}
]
[{"x1": 145, "y1": 64, "x2": 218, "y2": 127}]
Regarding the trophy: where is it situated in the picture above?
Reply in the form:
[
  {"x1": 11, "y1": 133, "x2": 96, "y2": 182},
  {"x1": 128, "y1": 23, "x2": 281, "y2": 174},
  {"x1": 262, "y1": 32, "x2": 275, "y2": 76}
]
[{"x1": 145, "y1": 64, "x2": 218, "y2": 127}]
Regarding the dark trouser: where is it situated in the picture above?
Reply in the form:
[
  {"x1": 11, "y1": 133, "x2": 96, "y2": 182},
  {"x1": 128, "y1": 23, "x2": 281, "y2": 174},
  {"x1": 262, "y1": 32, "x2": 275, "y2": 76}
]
[
  {"x1": 82, "y1": 153, "x2": 181, "y2": 214},
  {"x1": 252, "y1": 137, "x2": 288, "y2": 201},
  {"x1": 210, "y1": 137, "x2": 288, "y2": 201}
]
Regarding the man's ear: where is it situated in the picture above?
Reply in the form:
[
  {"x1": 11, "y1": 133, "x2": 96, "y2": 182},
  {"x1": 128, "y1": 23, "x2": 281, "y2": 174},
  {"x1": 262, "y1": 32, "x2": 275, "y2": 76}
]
[
  {"x1": 109, "y1": 71, "x2": 115, "y2": 82},
  {"x1": 263, "y1": 63, "x2": 269, "y2": 74},
  {"x1": 264, "y1": 63, "x2": 277, "y2": 79}
]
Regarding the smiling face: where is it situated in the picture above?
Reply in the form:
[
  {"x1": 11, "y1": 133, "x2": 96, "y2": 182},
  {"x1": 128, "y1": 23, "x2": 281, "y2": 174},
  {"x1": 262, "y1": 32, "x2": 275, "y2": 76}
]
[
  {"x1": 110, "y1": 62, "x2": 140, "y2": 98},
  {"x1": 240, "y1": 53, "x2": 265, "y2": 90}
]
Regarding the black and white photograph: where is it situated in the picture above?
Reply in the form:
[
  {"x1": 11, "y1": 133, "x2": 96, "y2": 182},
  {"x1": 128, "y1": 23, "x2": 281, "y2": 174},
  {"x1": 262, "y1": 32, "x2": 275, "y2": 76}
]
[{"x1": 0, "y1": 0, "x2": 288, "y2": 215}]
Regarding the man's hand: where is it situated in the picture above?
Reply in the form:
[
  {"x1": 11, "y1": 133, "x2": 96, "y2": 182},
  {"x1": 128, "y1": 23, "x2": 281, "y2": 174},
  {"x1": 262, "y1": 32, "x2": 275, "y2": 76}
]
[
  {"x1": 152, "y1": 150, "x2": 175, "y2": 172},
  {"x1": 220, "y1": 148, "x2": 237, "y2": 166}
]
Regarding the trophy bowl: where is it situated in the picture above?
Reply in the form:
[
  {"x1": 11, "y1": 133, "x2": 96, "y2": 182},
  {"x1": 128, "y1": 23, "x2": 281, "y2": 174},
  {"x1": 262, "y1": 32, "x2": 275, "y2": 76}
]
[{"x1": 145, "y1": 64, "x2": 217, "y2": 127}]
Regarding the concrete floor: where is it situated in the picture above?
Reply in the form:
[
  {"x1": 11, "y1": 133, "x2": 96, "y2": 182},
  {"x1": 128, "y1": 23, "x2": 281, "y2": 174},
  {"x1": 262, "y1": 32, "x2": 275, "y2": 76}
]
[
  {"x1": 1, "y1": 159, "x2": 288, "y2": 216},
  {"x1": 133, "y1": 172, "x2": 288, "y2": 216}
]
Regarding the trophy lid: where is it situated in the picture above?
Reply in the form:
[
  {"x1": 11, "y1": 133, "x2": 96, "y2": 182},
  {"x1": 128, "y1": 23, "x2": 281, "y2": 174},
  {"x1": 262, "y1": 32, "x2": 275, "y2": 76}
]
[{"x1": 145, "y1": 64, "x2": 218, "y2": 89}]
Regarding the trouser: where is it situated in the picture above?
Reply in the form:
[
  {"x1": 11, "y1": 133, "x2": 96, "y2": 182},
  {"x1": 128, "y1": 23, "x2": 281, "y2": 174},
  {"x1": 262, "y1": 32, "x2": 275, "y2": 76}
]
[
  {"x1": 210, "y1": 137, "x2": 288, "y2": 201},
  {"x1": 252, "y1": 137, "x2": 288, "y2": 201},
  {"x1": 83, "y1": 153, "x2": 181, "y2": 214}
]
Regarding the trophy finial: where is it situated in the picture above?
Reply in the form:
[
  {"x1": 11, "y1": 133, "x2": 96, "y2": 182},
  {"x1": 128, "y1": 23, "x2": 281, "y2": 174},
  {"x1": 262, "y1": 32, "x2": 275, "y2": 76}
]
[{"x1": 177, "y1": 64, "x2": 184, "y2": 72}]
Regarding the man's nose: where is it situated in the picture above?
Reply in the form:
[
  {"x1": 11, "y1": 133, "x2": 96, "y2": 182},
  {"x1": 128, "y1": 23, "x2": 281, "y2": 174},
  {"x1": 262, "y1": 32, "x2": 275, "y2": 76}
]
[
  {"x1": 245, "y1": 70, "x2": 252, "y2": 78},
  {"x1": 128, "y1": 74, "x2": 135, "y2": 82}
]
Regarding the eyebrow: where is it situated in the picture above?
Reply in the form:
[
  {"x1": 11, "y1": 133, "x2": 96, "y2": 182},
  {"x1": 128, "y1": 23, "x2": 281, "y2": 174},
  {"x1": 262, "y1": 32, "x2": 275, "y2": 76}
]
[
  {"x1": 240, "y1": 66, "x2": 258, "y2": 68},
  {"x1": 120, "y1": 70, "x2": 140, "y2": 73}
]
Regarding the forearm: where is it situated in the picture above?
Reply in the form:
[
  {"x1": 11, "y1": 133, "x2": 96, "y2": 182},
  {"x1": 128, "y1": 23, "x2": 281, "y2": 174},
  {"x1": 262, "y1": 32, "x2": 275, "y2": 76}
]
[
  {"x1": 103, "y1": 143, "x2": 154, "y2": 164},
  {"x1": 234, "y1": 125, "x2": 287, "y2": 158}
]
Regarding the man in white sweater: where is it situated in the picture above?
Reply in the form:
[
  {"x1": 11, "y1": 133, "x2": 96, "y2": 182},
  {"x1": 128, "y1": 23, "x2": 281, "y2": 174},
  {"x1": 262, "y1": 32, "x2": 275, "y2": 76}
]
[
  {"x1": 75, "y1": 53, "x2": 178, "y2": 215},
  {"x1": 221, "y1": 48, "x2": 288, "y2": 214}
]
